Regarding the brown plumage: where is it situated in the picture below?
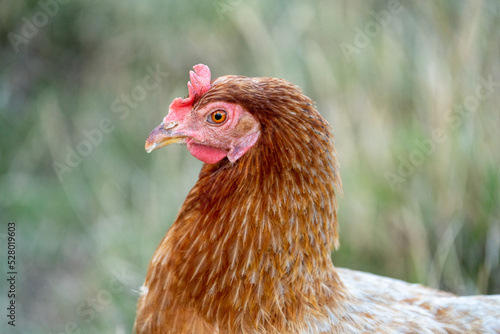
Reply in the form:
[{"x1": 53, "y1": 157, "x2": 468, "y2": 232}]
[{"x1": 135, "y1": 65, "x2": 500, "y2": 333}]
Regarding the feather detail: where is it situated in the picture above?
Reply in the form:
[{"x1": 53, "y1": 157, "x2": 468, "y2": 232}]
[{"x1": 135, "y1": 67, "x2": 500, "y2": 334}]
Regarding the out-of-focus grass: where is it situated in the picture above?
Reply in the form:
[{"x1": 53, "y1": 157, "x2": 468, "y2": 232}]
[{"x1": 1, "y1": 0, "x2": 499, "y2": 332}]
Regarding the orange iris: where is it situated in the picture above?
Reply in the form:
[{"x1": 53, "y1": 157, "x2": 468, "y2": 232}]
[{"x1": 210, "y1": 110, "x2": 227, "y2": 124}]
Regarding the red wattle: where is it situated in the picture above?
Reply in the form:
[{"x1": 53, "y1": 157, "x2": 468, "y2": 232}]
[{"x1": 186, "y1": 139, "x2": 227, "y2": 164}]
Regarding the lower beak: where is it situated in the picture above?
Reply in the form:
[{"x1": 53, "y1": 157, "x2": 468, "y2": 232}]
[{"x1": 145, "y1": 122, "x2": 186, "y2": 153}]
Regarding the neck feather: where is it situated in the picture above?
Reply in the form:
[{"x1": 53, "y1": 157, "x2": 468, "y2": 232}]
[{"x1": 143, "y1": 102, "x2": 344, "y2": 332}]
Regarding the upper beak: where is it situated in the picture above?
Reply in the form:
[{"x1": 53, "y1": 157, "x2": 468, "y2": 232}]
[{"x1": 145, "y1": 122, "x2": 186, "y2": 153}]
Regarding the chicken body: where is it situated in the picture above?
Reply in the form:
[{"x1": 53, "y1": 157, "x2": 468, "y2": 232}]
[{"x1": 135, "y1": 65, "x2": 500, "y2": 333}]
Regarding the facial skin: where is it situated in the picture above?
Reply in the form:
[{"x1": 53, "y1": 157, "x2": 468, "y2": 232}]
[{"x1": 145, "y1": 101, "x2": 261, "y2": 164}]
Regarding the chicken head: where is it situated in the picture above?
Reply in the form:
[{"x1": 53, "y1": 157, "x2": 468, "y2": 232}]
[{"x1": 145, "y1": 64, "x2": 260, "y2": 164}]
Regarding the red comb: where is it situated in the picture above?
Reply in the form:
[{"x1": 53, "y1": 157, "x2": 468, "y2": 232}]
[{"x1": 163, "y1": 64, "x2": 211, "y2": 123}]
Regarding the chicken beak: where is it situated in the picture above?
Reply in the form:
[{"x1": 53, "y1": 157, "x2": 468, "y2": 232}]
[{"x1": 145, "y1": 122, "x2": 186, "y2": 153}]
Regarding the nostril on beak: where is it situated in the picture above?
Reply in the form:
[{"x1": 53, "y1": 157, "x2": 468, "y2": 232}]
[{"x1": 145, "y1": 121, "x2": 185, "y2": 153}]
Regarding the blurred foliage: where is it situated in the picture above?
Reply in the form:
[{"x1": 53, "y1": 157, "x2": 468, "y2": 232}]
[{"x1": 1, "y1": 0, "x2": 500, "y2": 333}]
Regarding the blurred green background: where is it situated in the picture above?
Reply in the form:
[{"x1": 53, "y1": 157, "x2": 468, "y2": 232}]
[{"x1": 1, "y1": 0, "x2": 500, "y2": 332}]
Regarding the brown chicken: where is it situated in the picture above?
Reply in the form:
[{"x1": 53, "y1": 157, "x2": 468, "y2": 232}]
[{"x1": 135, "y1": 64, "x2": 500, "y2": 333}]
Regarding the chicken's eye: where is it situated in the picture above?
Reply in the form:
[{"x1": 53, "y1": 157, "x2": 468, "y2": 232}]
[{"x1": 208, "y1": 110, "x2": 227, "y2": 124}]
